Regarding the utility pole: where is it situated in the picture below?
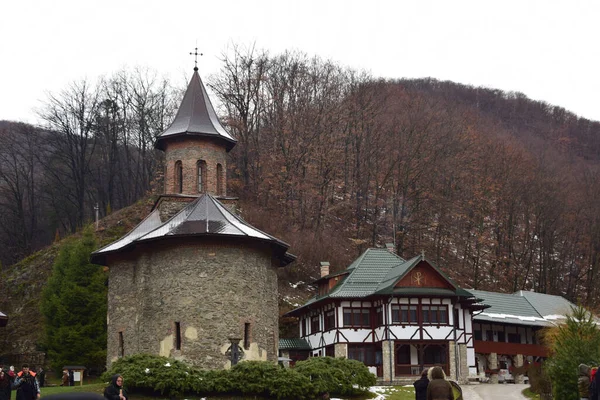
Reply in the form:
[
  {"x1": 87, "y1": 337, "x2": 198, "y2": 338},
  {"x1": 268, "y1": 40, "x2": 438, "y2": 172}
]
[{"x1": 94, "y1": 203, "x2": 99, "y2": 230}]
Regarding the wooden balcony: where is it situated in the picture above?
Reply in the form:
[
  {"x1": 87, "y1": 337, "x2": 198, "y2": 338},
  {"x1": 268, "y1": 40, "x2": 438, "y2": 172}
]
[{"x1": 474, "y1": 340, "x2": 548, "y2": 357}]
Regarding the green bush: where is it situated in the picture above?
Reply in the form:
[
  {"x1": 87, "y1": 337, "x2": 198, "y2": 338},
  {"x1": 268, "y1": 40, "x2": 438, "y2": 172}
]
[
  {"x1": 102, "y1": 354, "x2": 375, "y2": 399},
  {"x1": 294, "y1": 356, "x2": 376, "y2": 397},
  {"x1": 101, "y1": 354, "x2": 198, "y2": 397}
]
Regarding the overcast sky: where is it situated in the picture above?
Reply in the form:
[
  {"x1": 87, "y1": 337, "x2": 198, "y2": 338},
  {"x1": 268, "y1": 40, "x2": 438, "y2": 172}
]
[{"x1": 1, "y1": 0, "x2": 599, "y2": 124}]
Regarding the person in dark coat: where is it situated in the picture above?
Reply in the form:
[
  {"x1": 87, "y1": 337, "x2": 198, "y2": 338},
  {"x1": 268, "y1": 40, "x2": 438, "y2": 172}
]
[
  {"x1": 413, "y1": 368, "x2": 429, "y2": 400},
  {"x1": 69, "y1": 370, "x2": 74, "y2": 387},
  {"x1": 13, "y1": 364, "x2": 40, "y2": 400},
  {"x1": 103, "y1": 374, "x2": 127, "y2": 400},
  {"x1": 426, "y1": 366, "x2": 453, "y2": 400},
  {"x1": 36, "y1": 367, "x2": 45, "y2": 388},
  {"x1": 0, "y1": 366, "x2": 13, "y2": 400},
  {"x1": 590, "y1": 368, "x2": 600, "y2": 400}
]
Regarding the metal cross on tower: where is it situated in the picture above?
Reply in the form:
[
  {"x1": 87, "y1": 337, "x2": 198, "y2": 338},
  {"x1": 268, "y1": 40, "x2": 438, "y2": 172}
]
[{"x1": 190, "y1": 47, "x2": 203, "y2": 71}]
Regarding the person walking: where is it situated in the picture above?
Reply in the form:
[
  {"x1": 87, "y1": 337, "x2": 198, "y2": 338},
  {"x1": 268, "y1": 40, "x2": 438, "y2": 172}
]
[
  {"x1": 414, "y1": 368, "x2": 429, "y2": 400},
  {"x1": 103, "y1": 374, "x2": 127, "y2": 400},
  {"x1": 36, "y1": 367, "x2": 45, "y2": 388},
  {"x1": 426, "y1": 366, "x2": 453, "y2": 400},
  {"x1": 13, "y1": 364, "x2": 40, "y2": 400},
  {"x1": 61, "y1": 370, "x2": 69, "y2": 386},
  {"x1": 579, "y1": 364, "x2": 591, "y2": 400},
  {"x1": 0, "y1": 366, "x2": 13, "y2": 400}
]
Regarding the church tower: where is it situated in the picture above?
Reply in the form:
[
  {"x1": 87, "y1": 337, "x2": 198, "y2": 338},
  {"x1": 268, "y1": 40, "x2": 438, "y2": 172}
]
[
  {"x1": 93, "y1": 61, "x2": 294, "y2": 371},
  {"x1": 156, "y1": 66, "x2": 236, "y2": 197}
]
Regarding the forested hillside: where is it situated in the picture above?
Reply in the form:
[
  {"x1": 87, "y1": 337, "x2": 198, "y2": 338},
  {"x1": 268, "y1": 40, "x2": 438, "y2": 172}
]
[{"x1": 1, "y1": 46, "x2": 599, "y2": 318}]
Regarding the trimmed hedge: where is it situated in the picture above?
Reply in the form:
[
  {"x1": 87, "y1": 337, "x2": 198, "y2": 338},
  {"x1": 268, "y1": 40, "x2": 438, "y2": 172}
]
[{"x1": 102, "y1": 354, "x2": 374, "y2": 399}]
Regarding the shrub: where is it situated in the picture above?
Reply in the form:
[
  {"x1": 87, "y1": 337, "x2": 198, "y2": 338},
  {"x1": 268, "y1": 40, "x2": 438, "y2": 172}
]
[
  {"x1": 101, "y1": 354, "x2": 198, "y2": 397},
  {"x1": 294, "y1": 356, "x2": 376, "y2": 397}
]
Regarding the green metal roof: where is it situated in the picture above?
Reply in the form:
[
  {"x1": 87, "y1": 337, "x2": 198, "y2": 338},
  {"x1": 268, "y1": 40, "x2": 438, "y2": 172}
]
[
  {"x1": 279, "y1": 338, "x2": 311, "y2": 350},
  {"x1": 328, "y1": 248, "x2": 407, "y2": 298},
  {"x1": 469, "y1": 289, "x2": 577, "y2": 327},
  {"x1": 286, "y1": 248, "x2": 478, "y2": 317},
  {"x1": 516, "y1": 290, "x2": 576, "y2": 318}
]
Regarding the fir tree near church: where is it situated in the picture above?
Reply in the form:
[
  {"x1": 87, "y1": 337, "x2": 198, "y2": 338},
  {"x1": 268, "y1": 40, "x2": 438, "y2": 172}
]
[{"x1": 40, "y1": 227, "x2": 107, "y2": 372}]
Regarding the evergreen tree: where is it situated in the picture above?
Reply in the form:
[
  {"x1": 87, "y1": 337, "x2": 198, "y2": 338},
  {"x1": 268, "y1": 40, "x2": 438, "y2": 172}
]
[
  {"x1": 41, "y1": 226, "x2": 107, "y2": 372},
  {"x1": 544, "y1": 306, "x2": 600, "y2": 400}
]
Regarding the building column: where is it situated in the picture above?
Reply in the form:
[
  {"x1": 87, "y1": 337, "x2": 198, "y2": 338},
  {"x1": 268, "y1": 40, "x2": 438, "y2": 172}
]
[
  {"x1": 487, "y1": 353, "x2": 499, "y2": 384},
  {"x1": 449, "y1": 341, "x2": 457, "y2": 381},
  {"x1": 513, "y1": 354, "x2": 524, "y2": 384},
  {"x1": 382, "y1": 340, "x2": 395, "y2": 383},
  {"x1": 458, "y1": 344, "x2": 469, "y2": 384},
  {"x1": 334, "y1": 343, "x2": 347, "y2": 358}
]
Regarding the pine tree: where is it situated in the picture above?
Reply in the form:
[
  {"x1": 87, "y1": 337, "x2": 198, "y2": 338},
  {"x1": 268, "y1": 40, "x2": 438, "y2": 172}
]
[
  {"x1": 41, "y1": 226, "x2": 107, "y2": 372},
  {"x1": 543, "y1": 306, "x2": 600, "y2": 400}
]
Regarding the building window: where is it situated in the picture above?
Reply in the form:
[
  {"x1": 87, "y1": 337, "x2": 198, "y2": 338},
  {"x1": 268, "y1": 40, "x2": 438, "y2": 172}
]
[
  {"x1": 174, "y1": 322, "x2": 181, "y2": 350},
  {"x1": 497, "y1": 331, "x2": 506, "y2": 343},
  {"x1": 343, "y1": 308, "x2": 370, "y2": 328},
  {"x1": 474, "y1": 330, "x2": 482, "y2": 341},
  {"x1": 348, "y1": 344, "x2": 379, "y2": 365},
  {"x1": 175, "y1": 160, "x2": 183, "y2": 193},
  {"x1": 508, "y1": 333, "x2": 520, "y2": 343},
  {"x1": 422, "y1": 305, "x2": 448, "y2": 325},
  {"x1": 376, "y1": 306, "x2": 384, "y2": 326},
  {"x1": 196, "y1": 160, "x2": 207, "y2": 193},
  {"x1": 325, "y1": 345, "x2": 335, "y2": 357},
  {"x1": 324, "y1": 309, "x2": 335, "y2": 331},
  {"x1": 392, "y1": 305, "x2": 418, "y2": 324},
  {"x1": 216, "y1": 163, "x2": 224, "y2": 195},
  {"x1": 300, "y1": 318, "x2": 305, "y2": 337},
  {"x1": 118, "y1": 332, "x2": 124, "y2": 357},
  {"x1": 244, "y1": 323, "x2": 251, "y2": 349},
  {"x1": 311, "y1": 316, "x2": 320, "y2": 333}
]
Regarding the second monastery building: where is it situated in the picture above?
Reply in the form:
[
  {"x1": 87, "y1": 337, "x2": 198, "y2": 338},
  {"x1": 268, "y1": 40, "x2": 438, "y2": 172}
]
[{"x1": 284, "y1": 244, "x2": 576, "y2": 384}]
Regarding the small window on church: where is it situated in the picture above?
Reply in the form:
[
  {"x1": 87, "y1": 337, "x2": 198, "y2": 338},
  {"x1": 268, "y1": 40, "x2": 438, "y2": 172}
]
[
  {"x1": 244, "y1": 323, "x2": 251, "y2": 350},
  {"x1": 197, "y1": 160, "x2": 207, "y2": 193},
  {"x1": 175, "y1": 161, "x2": 183, "y2": 193},
  {"x1": 175, "y1": 322, "x2": 181, "y2": 350},
  {"x1": 118, "y1": 332, "x2": 124, "y2": 357},
  {"x1": 216, "y1": 163, "x2": 224, "y2": 195}
]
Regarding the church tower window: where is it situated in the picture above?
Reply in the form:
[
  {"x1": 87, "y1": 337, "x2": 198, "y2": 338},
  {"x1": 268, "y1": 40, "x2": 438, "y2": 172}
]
[
  {"x1": 175, "y1": 321, "x2": 182, "y2": 350},
  {"x1": 244, "y1": 322, "x2": 251, "y2": 350},
  {"x1": 216, "y1": 163, "x2": 224, "y2": 196},
  {"x1": 197, "y1": 160, "x2": 207, "y2": 193},
  {"x1": 118, "y1": 332, "x2": 124, "y2": 357},
  {"x1": 175, "y1": 161, "x2": 183, "y2": 193}
]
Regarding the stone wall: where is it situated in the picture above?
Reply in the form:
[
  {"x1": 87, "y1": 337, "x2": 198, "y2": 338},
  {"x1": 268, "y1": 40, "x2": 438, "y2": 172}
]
[
  {"x1": 163, "y1": 138, "x2": 228, "y2": 196},
  {"x1": 106, "y1": 237, "x2": 279, "y2": 370}
]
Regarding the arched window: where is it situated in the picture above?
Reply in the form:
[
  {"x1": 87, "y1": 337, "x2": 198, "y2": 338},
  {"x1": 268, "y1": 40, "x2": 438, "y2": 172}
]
[
  {"x1": 216, "y1": 163, "x2": 224, "y2": 196},
  {"x1": 197, "y1": 160, "x2": 207, "y2": 193},
  {"x1": 175, "y1": 160, "x2": 183, "y2": 193}
]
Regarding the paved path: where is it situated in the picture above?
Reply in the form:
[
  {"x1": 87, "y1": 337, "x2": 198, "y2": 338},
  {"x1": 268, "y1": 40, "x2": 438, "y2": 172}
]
[{"x1": 462, "y1": 383, "x2": 529, "y2": 400}]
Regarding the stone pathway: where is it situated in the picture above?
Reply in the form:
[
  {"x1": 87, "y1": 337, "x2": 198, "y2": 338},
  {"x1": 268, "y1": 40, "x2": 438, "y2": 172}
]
[{"x1": 462, "y1": 383, "x2": 529, "y2": 400}]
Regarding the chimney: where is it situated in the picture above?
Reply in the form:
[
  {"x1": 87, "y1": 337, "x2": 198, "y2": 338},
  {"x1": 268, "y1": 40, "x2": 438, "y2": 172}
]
[
  {"x1": 320, "y1": 261, "x2": 330, "y2": 278},
  {"x1": 385, "y1": 243, "x2": 395, "y2": 254}
]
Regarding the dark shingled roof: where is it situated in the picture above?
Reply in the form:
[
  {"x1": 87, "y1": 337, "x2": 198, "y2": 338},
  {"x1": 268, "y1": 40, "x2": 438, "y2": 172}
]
[
  {"x1": 155, "y1": 69, "x2": 236, "y2": 152},
  {"x1": 91, "y1": 193, "x2": 295, "y2": 267},
  {"x1": 279, "y1": 338, "x2": 311, "y2": 350}
]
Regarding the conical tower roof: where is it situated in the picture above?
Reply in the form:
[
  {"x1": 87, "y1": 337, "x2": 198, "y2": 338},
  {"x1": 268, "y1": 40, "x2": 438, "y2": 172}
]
[
  {"x1": 155, "y1": 68, "x2": 237, "y2": 151},
  {"x1": 91, "y1": 193, "x2": 295, "y2": 266}
]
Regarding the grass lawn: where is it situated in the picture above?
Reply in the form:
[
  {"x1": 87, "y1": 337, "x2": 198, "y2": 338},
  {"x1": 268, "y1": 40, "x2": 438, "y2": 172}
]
[
  {"x1": 10, "y1": 384, "x2": 416, "y2": 400},
  {"x1": 522, "y1": 387, "x2": 541, "y2": 399}
]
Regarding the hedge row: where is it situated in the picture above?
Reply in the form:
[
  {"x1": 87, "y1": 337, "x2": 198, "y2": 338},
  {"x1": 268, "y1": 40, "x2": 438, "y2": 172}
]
[{"x1": 101, "y1": 354, "x2": 376, "y2": 399}]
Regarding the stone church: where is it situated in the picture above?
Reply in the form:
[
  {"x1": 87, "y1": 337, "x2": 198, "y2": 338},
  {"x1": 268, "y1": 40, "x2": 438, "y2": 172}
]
[{"x1": 91, "y1": 66, "x2": 294, "y2": 369}]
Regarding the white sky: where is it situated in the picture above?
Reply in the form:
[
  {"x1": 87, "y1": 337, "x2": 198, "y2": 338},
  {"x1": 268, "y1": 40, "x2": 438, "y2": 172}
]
[{"x1": 1, "y1": 0, "x2": 599, "y2": 124}]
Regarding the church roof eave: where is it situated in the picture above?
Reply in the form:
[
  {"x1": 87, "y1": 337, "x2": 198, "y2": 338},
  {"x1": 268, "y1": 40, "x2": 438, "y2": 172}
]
[{"x1": 91, "y1": 194, "x2": 293, "y2": 267}]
